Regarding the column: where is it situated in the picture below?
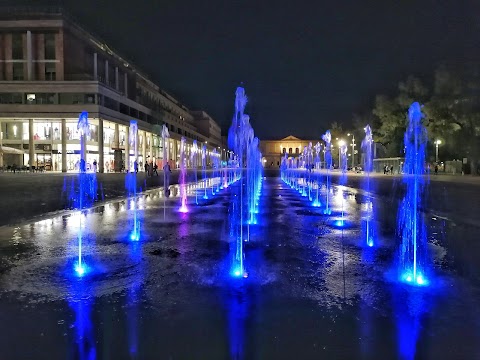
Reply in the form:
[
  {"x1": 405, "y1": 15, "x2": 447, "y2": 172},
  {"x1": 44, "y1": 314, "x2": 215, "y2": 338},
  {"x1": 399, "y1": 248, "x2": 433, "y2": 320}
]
[
  {"x1": 149, "y1": 132, "x2": 153, "y2": 161},
  {"x1": 29, "y1": 119, "x2": 34, "y2": 171},
  {"x1": 98, "y1": 118, "x2": 104, "y2": 173},
  {"x1": 105, "y1": 60, "x2": 109, "y2": 85},
  {"x1": 124, "y1": 73, "x2": 128, "y2": 97},
  {"x1": 114, "y1": 123, "x2": 119, "y2": 147},
  {"x1": 61, "y1": 119, "x2": 67, "y2": 172},
  {"x1": 115, "y1": 67, "x2": 119, "y2": 91},
  {"x1": 93, "y1": 52, "x2": 98, "y2": 80},
  {"x1": 125, "y1": 125, "x2": 130, "y2": 172},
  {"x1": 142, "y1": 130, "x2": 146, "y2": 169},
  {"x1": 26, "y1": 31, "x2": 33, "y2": 80}
]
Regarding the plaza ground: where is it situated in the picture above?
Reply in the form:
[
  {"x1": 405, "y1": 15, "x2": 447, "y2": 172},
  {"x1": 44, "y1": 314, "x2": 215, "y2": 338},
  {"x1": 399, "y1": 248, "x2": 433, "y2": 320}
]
[{"x1": 0, "y1": 175, "x2": 479, "y2": 359}]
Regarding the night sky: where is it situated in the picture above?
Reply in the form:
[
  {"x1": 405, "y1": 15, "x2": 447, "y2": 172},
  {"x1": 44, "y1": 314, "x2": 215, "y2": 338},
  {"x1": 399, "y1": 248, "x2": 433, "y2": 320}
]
[{"x1": 12, "y1": 0, "x2": 480, "y2": 139}]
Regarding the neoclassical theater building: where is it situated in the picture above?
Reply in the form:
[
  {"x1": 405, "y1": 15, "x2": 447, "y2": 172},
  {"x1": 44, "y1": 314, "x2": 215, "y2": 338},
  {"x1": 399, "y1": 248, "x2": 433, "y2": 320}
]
[
  {"x1": 259, "y1": 135, "x2": 319, "y2": 168},
  {"x1": 0, "y1": 7, "x2": 223, "y2": 172}
]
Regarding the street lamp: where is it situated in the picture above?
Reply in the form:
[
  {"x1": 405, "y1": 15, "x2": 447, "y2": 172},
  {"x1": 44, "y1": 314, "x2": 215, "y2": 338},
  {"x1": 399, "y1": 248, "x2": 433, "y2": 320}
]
[
  {"x1": 338, "y1": 139, "x2": 346, "y2": 170},
  {"x1": 435, "y1": 140, "x2": 442, "y2": 163},
  {"x1": 347, "y1": 133, "x2": 356, "y2": 168}
]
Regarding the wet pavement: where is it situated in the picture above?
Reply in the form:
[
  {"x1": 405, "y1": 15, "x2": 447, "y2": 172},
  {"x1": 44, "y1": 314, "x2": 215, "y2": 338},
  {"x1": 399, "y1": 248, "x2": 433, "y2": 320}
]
[{"x1": 0, "y1": 177, "x2": 479, "y2": 359}]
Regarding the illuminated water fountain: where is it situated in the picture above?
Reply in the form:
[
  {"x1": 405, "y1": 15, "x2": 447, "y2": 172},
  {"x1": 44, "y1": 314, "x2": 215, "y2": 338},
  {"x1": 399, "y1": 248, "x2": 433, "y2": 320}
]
[
  {"x1": 179, "y1": 136, "x2": 188, "y2": 213},
  {"x1": 126, "y1": 120, "x2": 140, "y2": 240},
  {"x1": 398, "y1": 102, "x2": 429, "y2": 286},
  {"x1": 313, "y1": 142, "x2": 322, "y2": 207},
  {"x1": 161, "y1": 124, "x2": 170, "y2": 219},
  {"x1": 322, "y1": 130, "x2": 332, "y2": 215},
  {"x1": 227, "y1": 86, "x2": 263, "y2": 278},
  {"x1": 202, "y1": 144, "x2": 208, "y2": 200},
  {"x1": 73, "y1": 111, "x2": 98, "y2": 277},
  {"x1": 191, "y1": 140, "x2": 199, "y2": 204},
  {"x1": 361, "y1": 125, "x2": 375, "y2": 247}
]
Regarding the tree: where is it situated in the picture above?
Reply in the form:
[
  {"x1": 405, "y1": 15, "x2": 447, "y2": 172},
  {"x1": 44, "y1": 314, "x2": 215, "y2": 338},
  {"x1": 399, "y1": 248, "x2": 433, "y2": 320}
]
[
  {"x1": 372, "y1": 76, "x2": 429, "y2": 157},
  {"x1": 424, "y1": 64, "x2": 480, "y2": 173}
]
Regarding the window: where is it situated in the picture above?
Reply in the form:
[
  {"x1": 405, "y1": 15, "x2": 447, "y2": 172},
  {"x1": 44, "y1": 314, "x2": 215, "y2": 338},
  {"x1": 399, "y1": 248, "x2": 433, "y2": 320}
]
[
  {"x1": 27, "y1": 93, "x2": 56, "y2": 105},
  {"x1": 13, "y1": 63, "x2": 24, "y2": 80},
  {"x1": 45, "y1": 62, "x2": 56, "y2": 81},
  {"x1": 289, "y1": 148, "x2": 292, "y2": 154},
  {"x1": 0, "y1": 93, "x2": 23, "y2": 104},
  {"x1": 44, "y1": 33, "x2": 56, "y2": 60},
  {"x1": 12, "y1": 33, "x2": 23, "y2": 60}
]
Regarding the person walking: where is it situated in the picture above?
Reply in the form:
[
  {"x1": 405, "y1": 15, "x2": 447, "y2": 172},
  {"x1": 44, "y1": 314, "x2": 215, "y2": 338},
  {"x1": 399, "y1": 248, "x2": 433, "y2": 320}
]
[
  {"x1": 134, "y1": 160, "x2": 138, "y2": 173},
  {"x1": 434, "y1": 164, "x2": 438, "y2": 175},
  {"x1": 93, "y1": 159, "x2": 97, "y2": 173},
  {"x1": 153, "y1": 162, "x2": 158, "y2": 176},
  {"x1": 144, "y1": 161, "x2": 149, "y2": 176}
]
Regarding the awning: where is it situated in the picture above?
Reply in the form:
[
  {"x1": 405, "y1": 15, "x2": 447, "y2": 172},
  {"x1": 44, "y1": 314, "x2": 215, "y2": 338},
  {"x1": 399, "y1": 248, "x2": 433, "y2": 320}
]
[{"x1": 0, "y1": 146, "x2": 25, "y2": 155}]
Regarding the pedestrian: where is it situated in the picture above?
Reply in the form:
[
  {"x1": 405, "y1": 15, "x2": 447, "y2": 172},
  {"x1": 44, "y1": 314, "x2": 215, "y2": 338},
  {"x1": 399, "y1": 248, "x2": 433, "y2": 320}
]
[
  {"x1": 434, "y1": 164, "x2": 438, "y2": 175},
  {"x1": 153, "y1": 162, "x2": 158, "y2": 176},
  {"x1": 144, "y1": 161, "x2": 149, "y2": 175},
  {"x1": 384, "y1": 165, "x2": 387, "y2": 175},
  {"x1": 134, "y1": 160, "x2": 138, "y2": 173},
  {"x1": 93, "y1": 159, "x2": 97, "y2": 173}
]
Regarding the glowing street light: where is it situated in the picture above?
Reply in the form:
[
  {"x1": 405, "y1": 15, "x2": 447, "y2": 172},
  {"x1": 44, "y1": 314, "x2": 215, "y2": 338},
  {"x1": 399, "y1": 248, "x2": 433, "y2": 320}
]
[{"x1": 435, "y1": 139, "x2": 442, "y2": 163}]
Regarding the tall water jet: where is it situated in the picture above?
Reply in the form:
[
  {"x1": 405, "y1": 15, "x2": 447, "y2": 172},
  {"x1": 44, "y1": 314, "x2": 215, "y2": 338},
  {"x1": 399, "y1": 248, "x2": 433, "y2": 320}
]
[
  {"x1": 126, "y1": 120, "x2": 140, "y2": 240},
  {"x1": 201, "y1": 144, "x2": 208, "y2": 199},
  {"x1": 362, "y1": 125, "x2": 375, "y2": 247},
  {"x1": 227, "y1": 87, "x2": 248, "y2": 278},
  {"x1": 398, "y1": 102, "x2": 429, "y2": 286},
  {"x1": 340, "y1": 142, "x2": 348, "y2": 174},
  {"x1": 73, "y1": 111, "x2": 97, "y2": 277},
  {"x1": 161, "y1": 124, "x2": 170, "y2": 220},
  {"x1": 313, "y1": 142, "x2": 322, "y2": 207},
  {"x1": 307, "y1": 142, "x2": 313, "y2": 201},
  {"x1": 322, "y1": 130, "x2": 332, "y2": 215},
  {"x1": 179, "y1": 136, "x2": 188, "y2": 213},
  {"x1": 191, "y1": 140, "x2": 199, "y2": 204}
]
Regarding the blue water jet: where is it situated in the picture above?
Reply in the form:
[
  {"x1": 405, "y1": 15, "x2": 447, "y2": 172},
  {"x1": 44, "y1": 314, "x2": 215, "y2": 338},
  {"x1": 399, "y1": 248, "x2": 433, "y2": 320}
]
[
  {"x1": 361, "y1": 125, "x2": 376, "y2": 247},
  {"x1": 397, "y1": 102, "x2": 429, "y2": 286},
  {"x1": 322, "y1": 130, "x2": 333, "y2": 215}
]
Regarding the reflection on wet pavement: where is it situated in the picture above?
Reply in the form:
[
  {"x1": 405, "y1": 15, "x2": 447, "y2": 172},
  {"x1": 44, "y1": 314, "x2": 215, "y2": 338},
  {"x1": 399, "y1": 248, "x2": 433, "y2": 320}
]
[{"x1": 0, "y1": 178, "x2": 479, "y2": 359}]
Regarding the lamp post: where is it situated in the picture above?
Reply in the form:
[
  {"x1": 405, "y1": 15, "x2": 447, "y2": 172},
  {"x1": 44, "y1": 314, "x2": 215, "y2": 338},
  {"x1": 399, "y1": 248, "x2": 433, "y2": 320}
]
[
  {"x1": 347, "y1": 133, "x2": 356, "y2": 168},
  {"x1": 435, "y1": 140, "x2": 442, "y2": 163}
]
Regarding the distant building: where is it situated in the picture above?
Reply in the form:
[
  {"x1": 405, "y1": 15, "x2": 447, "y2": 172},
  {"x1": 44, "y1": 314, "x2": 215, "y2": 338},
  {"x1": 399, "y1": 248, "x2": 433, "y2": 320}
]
[
  {"x1": 259, "y1": 135, "x2": 318, "y2": 168},
  {"x1": 0, "y1": 6, "x2": 221, "y2": 172}
]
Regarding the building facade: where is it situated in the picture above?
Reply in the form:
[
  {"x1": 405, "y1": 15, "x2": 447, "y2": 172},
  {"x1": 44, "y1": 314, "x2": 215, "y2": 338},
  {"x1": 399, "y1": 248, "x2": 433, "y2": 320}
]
[
  {"x1": 260, "y1": 136, "x2": 319, "y2": 168},
  {"x1": 0, "y1": 7, "x2": 222, "y2": 172}
]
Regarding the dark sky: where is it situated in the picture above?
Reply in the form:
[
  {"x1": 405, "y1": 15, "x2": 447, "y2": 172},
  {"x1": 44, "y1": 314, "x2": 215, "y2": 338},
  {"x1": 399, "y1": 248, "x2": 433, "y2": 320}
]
[{"x1": 12, "y1": 0, "x2": 480, "y2": 139}]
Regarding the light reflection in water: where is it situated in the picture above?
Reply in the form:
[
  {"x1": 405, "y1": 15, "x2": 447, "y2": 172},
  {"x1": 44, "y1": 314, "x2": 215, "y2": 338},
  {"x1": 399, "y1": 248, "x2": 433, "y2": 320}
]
[{"x1": 69, "y1": 281, "x2": 97, "y2": 360}]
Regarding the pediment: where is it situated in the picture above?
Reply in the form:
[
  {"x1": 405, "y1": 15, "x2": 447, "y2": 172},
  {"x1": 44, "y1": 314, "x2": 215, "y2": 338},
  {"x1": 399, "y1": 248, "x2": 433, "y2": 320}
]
[{"x1": 281, "y1": 135, "x2": 301, "y2": 141}]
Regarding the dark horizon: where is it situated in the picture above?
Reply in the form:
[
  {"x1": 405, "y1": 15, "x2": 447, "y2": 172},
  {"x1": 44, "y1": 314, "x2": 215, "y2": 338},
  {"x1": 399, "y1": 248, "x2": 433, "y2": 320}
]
[{"x1": 7, "y1": 0, "x2": 480, "y2": 139}]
